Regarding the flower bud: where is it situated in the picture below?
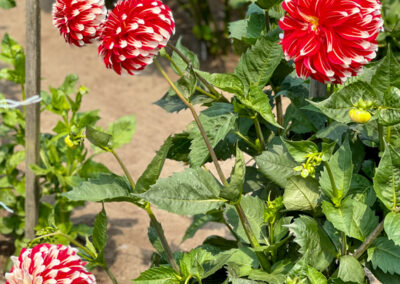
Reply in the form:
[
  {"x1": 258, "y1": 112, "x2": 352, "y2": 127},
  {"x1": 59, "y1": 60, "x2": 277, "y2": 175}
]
[{"x1": 349, "y1": 109, "x2": 371, "y2": 124}]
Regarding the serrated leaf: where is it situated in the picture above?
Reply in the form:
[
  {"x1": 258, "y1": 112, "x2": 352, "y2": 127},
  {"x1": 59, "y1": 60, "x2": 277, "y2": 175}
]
[
  {"x1": 373, "y1": 144, "x2": 400, "y2": 210},
  {"x1": 287, "y1": 215, "x2": 336, "y2": 271},
  {"x1": 384, "y1": 212, "x2": 400, "y2": 246},
  {"x1": 135, "y1": 137, "x2": 173, "y2": 193},
  {"x1": 195, "y1": 70, "x2": 244, "y2": 95},
  {"x1": 234, "y1": 37, "x2": 283, "y2": 91},
  {"x1": 229, "y1": 11, "x2": 266, "y2": 45},
  {"x1": 337, "y1": 256, "x2": 365, "y2": 283},
  {"x1": 226, "y1": 195, "x2": 266, "y2": 243},
  {"x1": 221, "y1": 146, "x2": 245, "y2": 202},
  {"x1": 93, "y1": 207, "x2": 107, "y2": 261},
  {"x1": 368, "y1": 237, "x2": 400, "y2": 275},
  {"x1": 255, "y1": 144, "x2": 297, "y2": 188},
  {"x1": 139, "y1": 168, "x2": 225, "y2": 215},
  {"x1": 282, "y1": 139, "x2": 319, "y2": 163},
  {"x1": 310, "y1": 82, "x2": 377, "y2": 124},
  {"x1": 170, "y1": 37, "x2": 199, "y2": 73},
  {"x1": 283, "y1": 176, "x2": 320, "y2": 212},
  {"x1": 106, "y1": 115, "x2": 136, "y2": 149},
  {"x1": 322, "y1": 199, "x2": 378, "y2": 241},
  {"x1": 371, "y1": 48, "x2": 400, "y2": 97},
  {"x1": 133, "y1": 266, "x2": 181, "y2": 284},
  {"x1": 62, "y1": 174, "x2": 136, "y2": 203}
]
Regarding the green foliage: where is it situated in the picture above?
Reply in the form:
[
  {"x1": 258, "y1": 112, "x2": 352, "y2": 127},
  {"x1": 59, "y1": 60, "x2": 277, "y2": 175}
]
[
  {"x1": 368, "y1": 237, "x2": 400, "y2": 275},
  {"x1": 0, "y1": 0, "x2": 15, "y2": 9}
]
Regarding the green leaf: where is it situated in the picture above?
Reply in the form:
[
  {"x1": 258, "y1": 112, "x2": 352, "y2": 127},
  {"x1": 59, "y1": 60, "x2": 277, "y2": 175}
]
[
  {"x1": 133, "y1": 266, "x2": 181, "y2": 284},
  {"x1": 306, "y1": 266, "x2": 327, "y2": 284},
  {"x1": 60, "y1": 74, "x2": 78, "y2": 96},
  {"x1": 93, "y1": 207, "x2": 107, "y2": 263},
  {"x1": 139, "y1": 168, "x2": 225, "y2": 215},
  {"x1": 229, "y1": 9, "x2": 266, "y2": 45},
  {"x1": 337, "y1": 256, "x2": 365, "y2": 283},
  {"x1": 255, "y1": 144, "x2": 297, "y2": 188},
  {"x1": 384, "y1": 212, "x2": 400, "y2": 246},
  {"x1": 238, "y1": 87, "x2": 281, "y2": 128},
  {"x1": 174, "y1": 67, "x2": 197, "y2": 101},
  {"x1": 282, "y1": 139, "x2": 319, "y2": 163},
  {"x1": 86, "y1": 126, "x2": 112, "y2": 150},
  {"x1": 248, "y1": 270, "x2": 285, "y2": 284},
  {"x1": 234, "y1": 37, "x2": 283, "y2": 91},
  {"x1": 378, "y1": 87, "x2": 400, "y2": 126},
  {"x1": 135, "y1": 137, "x2": 173, "y2": 193},
  {"x1": 226, "y1": 195, "x2": 266, "y2": 243},
  {"x1": 0, "y1": 0, "x2": 15, "y2": 9},
  {"x1": 322, "y1": 199, "x2": 378, "y2": 241},
  {"x1": 320, "y1": 138, "x2": 353, "y2": 204},
  {"x1": 373, "y1": 144, "x2": 400, "y2": 210},
  {"x1": 188, "y1": 103, "x2": 236, "y2": 167},
  {"x1": 221, "y1": 146, "x2": 245, "y2": 203},
  {"x1": 287, "y1": 215, "x2": 336, "y2": 271},
  {"x1": 310, "y1": 82, "x2": 377, "y2": 124},
  {"x1": 62, "y1": 174, "x2": 137, "y2": 203},
  {"x1": 225, "y1": 247, "x2": 260, "y2": 277},
  {"x1": 195, "y1": 70, "x2": 244, "y2": 95},
  {"x1": 256, "y1": 0, "x2": 283, "y2": 9},
  {"x1": 106, "y1": 115, "x2": 136, "y2": 149},
  {"x1": 283, "y1": 176, "x2": 320, "y2": 212},
  {"x1": 371, "y1": 48, "x2": 400, "y2": 97},
  {"x1": 182, "y1": 212, "x2": 222, "y2": 242},
  {"x1": 368, "y1": 237, "x2": 400, "y2": 275},
  {"x1": 170, "y1": 37, "x2": 199, "y2": 73}
]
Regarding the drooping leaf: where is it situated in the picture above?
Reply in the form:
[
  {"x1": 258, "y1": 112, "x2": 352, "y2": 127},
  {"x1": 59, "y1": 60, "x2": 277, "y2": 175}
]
[
  {"x1": 287, "y1": 215, "x2": 336, "y2": 271},
  {"x1": 283, "y1": 176, "x2": 320, "y2": 212},
  {"x1": 221, "y1": 146, "x2": 245, "y2": 203},
  {"x1": 255, "y1": 144, "x2": 297, "y2": 188},
  {"x1": 373, "y1": 144, "x2": 400, "y2": 210},
  {"x1": 337, "y1": 256, "x2": 365, "y2": 283},
  {"x1": 368, "y1": 237, "x2": 400, "y2": 275},
  {"x1": 384, "y1": 212, "x2": 400, "y2": 246},
  {"x1": 322, "y1": 199, "x2": 378, "y2": 241},
  {"x1": 133, "y1": 266, "x2": 181, "y2": 284},
  {"x1": 106, "y1": 115, "x2": 136, "y2": 149},
  {"x1": 139, "y1": 168, "x2": 225, "y2": 215},
  {"x1": 86, "y1": 126, "x2": 112, "y2": 150},
  {"x1": 93, "y1": 207, "x2": 107, "y2": 264}
]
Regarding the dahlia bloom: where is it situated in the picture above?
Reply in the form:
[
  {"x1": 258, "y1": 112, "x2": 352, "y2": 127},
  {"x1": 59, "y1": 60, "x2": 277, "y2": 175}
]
[
  {"x1": 279, "y1": 0, "x2": 384, "y2": 84},
  {"x1": 5, "y1": 243, "x2": 96, "y2": 284},
  {"x1": 98, "y1": 0, "x2": 175, "y2": 75},
  {"x1": 53, "y1": 0, "x2": 107, "y2": 47}
]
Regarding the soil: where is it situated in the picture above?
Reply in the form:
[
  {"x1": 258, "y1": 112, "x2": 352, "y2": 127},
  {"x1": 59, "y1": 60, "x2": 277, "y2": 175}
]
[{"x1": 0, "y1": 1, "x2": 240, "y2": 283}]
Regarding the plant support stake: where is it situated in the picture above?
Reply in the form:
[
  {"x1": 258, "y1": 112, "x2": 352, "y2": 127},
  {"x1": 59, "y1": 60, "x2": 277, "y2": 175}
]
[{"x1": 25, "y1": 0, "x2": 41, "y2": 240}]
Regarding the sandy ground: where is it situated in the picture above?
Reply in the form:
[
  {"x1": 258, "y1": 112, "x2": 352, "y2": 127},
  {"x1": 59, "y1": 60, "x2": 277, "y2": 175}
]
[{"x1": 0, "y1": 2, "x2": 239, "y2": 283}]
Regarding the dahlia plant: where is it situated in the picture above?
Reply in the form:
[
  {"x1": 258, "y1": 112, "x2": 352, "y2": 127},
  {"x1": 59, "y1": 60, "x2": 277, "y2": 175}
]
[{"x1": 4, "y1": 0, "x2": 400, "y2": 283}]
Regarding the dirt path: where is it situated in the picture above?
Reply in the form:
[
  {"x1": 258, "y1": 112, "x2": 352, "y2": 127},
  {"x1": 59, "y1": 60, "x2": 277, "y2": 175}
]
[{"x1": 0, "y1": 2, "x2": 237, "y2": 283}]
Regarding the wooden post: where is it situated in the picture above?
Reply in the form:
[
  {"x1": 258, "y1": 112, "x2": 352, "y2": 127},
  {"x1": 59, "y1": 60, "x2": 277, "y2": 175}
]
[
  {"x1": 25, "y1": 0, "x2": 41, "y2": 239},
  {"x1": 309, "y1": 79, "x2": 327, "y2": 99}
]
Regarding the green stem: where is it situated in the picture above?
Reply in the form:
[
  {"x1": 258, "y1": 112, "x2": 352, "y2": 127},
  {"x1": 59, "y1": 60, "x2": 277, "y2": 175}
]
[
  {"x1": 387, "y1": 126, "x2": 391, "y2": 145},
  {"x1": 222, "y1": 218, "x2": 241, "y2": 242},
  {"x1": 104, "y1": 266, "x2": 119, "y2": 284},
  {"x1": 275, "y1": 95, "x2": 284, "y2": 130},
  {"x1": 145, "y1": 203, "x2": 180, "y2": 273},
  {"x1": 155, "y1": 57, "x2": 270, "y2": 271},
  {"x1": 253, "y1": 115, "x2": 266, "y2": 151},
  {"x1": 235, "y1": 203, "x2": 271, "y2": 271},
  {"x1": 353, "y1": 221, "x2": 384, "y2": 259},
  {"x1": 341, "y1": 232, "x2": 347, "y2": 255},
  {"x1": 111, "y1": 149, "x2": 136, "y2": 189},
  {"x1": 234, "y1": 131, "x2": 259, "y2": 152},
  {"x1": 323, "y1": 161, "x2": 340, "y2": 206},
  {"x1": 154, "y1": 58, "x2": 228, "y2": 186},
  {"x1": 378, "y1": 123, "x2": 385, "y2": 152},
  {"x1": 265, "y1": 10, "x2": 270, "y2": 32}
]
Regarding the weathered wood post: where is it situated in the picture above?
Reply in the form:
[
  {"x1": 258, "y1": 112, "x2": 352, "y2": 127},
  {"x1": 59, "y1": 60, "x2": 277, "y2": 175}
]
[
  {"x1": 25, "y1": 0, "x2": 41, "y2": 239},
  {"x1": 309, "y1": 79, "x2": 327, "y2": 98}
]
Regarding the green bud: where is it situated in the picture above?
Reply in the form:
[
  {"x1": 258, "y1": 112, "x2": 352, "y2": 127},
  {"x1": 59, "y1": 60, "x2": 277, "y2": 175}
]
[
  {"x1": 301, "y1": 169, "x2": 309, "y2": 178},
  {"x1": 358, "y1": 99, "x2": 367, "y2": 109},
  {"x1": 293, "y1": 166, "x2": 303, "y2": 172}
]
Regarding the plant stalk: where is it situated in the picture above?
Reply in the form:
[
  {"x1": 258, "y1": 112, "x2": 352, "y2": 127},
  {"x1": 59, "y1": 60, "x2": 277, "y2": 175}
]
[
  {"x1": 323, "y1": 161, "x2": 340, "y2": 205},
  {"x1": 353, "y1": 221, "x2": 384, "y2": 259},
  {"x1": 387, "y1": 126, "x2": 391, "y2": 144},
  {"x1": 253, "y1": 115, "x2": 266, "y2": 150},
  {"x1": 341, "y1": 232, "x2": 347, "y2": 255},
  {"x1": 378, "y1": 123, "x2": 385, "y2": 152},
  {"x1": 275, "y1": 95, "x2": 284, "y2": 129},
  {"x1": 104, "y1": 266, "x2": 119, "y2": 284},
  {"x1": 155, "y1": 57, "x2": 270, "y2": 271},
  {"x1": 111, "y1": 149, "x2": 136, "y2": 188},
  {"x1": 145, "y1": 203, "x2": 180, "y2": 273}
]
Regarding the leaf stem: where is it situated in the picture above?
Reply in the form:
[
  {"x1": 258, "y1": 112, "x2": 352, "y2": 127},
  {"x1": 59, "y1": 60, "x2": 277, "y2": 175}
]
[
  {"x1": 275, "y1": 95, "x2": 284, "y2": 130},
  {"x1": 387, "y1": 126, "x2": 391, "y2": 145},
  {"x1": 155, "y1": 56, "x2": 270, "y2": 271},
  {"x1": 323, "y1": 161, "x2": 340, "y2": 206},
  {"x1": 253, "y1": 115, "x2": 266, "y2": 151},
  {"x1": 222, "y1": 217, "x2": 241, "y2": 242},
  {"x1": 341, "y1": 232, "x2": 347, "y2": 255},
  {"x1": 104, "y1": 266, "x2": 119, "y2": 284},
  {"x1": 235, "y1": 203, "x2": 271, "y2": 271},
  {"x1": 353, "y1": 221, "x2": 384, "y2": 259},
  {"x1": 378, "y1": 123, "x2": 385, "y2": 152},
  {"x1": 111, "y1": 149, "x2": 136, "y2": 189},
  {"x1": 145, "y1": 203, "x2": 180, "y2": 273},
  {"x1": 234, "y1": 131, "x2": 259, "y2": 152}
]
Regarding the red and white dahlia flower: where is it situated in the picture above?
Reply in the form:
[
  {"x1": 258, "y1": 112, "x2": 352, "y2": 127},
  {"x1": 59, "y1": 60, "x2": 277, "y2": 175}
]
[
  {"x1": 5, "y1": 243, "x2": 96, "y2": 284},
  {"x1": 279, "y1": 0, "x2": 384, "y2": 84},
  {"x1": 98, "y1": 0, "x2": 175, "y2": 75},
  {"x1": 53, "y1": 0, "x2": 107, "y2": 47}
]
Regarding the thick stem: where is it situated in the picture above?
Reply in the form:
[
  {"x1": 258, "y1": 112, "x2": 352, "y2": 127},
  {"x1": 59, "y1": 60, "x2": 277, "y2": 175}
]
[
  {"x1": 146, "y1": 204, "x2": 180, "y2": 273},
  {"x1": 154, "y1": 58, "x2": 228, "y2": 186},
  {"x1": 353, "y1": 221, "x2": 384, "y2": 259},
  {"x1": 111, "y1": 149, "x2": 136, "y2": 189},
  {"x1": 378, "y1": 123, "x2": 385, "y2": 152},
  {"x1": 235, "y1": 203, "x2": 271, "y2": 271},
  {"x1": 104, "y1": 266, "x2": 119, "y2": 284},
  {"x1": 253, "y1": 115, "x2": 266, "y2": 150}
]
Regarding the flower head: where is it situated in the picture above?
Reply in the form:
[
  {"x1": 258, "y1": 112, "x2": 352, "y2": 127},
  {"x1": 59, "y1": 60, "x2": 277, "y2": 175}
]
[
  {"x1": 5, "y1": 243, "x2": 96, "y2": 284},
  {"x1": 98, "y1": 0, "x2": 175, "y2": 75},
  {"x1": 279, "y1": 0, "x2": 383, "y2": 84},
  {"x1": 53, "y1": 0, "x2": 107, "y2": 47}
]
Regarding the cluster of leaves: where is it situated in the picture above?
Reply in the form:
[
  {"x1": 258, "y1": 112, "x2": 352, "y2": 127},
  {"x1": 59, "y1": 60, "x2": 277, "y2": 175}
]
[{"x1": 0, "y1": 34, "x2": 136, "y2": 270}]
